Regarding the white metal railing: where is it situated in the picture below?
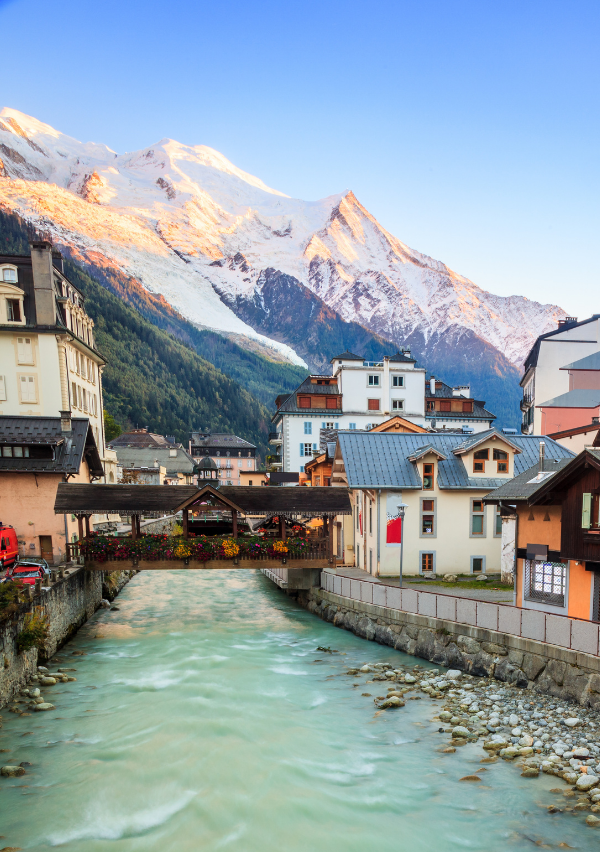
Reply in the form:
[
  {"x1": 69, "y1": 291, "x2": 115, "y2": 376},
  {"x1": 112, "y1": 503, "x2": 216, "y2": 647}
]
[{"x1": 320, "y1": 573, "x2": 600, "y2": 657}]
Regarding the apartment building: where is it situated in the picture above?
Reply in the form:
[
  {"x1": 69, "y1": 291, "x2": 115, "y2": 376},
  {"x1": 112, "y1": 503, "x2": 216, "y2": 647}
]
[
  {"x1": 189, "y1": 430, "x2": 256, "y2": 486},
  {"x1": 0, "y1": 241, "x2": 114, "y2": 480},
  {"x1": 521, "y1": 315, "x2": 600, "y2": 434},
  {"x1": 271, "y1": 350, "x2": 427, "y2": 474},
  {"x1": 109, "y1": 428, "x2": 196, "y2": 484},
  {"x1": 426, "y1": 377, "x2": 495, "y2": 432}
]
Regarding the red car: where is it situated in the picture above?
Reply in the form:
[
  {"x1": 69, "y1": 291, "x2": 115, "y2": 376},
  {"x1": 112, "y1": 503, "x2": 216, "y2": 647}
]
[{"x1": 1, "y1": 564, "x2": 46, "y2": 586}]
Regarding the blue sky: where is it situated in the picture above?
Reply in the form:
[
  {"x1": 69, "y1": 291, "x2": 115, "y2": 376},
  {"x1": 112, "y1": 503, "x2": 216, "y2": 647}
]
[{"x1": 1, "y1": 0, "x2": 598, "y2": 316}]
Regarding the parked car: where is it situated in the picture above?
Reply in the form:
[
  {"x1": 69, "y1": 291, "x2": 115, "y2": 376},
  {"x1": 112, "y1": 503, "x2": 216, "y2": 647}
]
[
  {"x1": 8, "y1": 558, "x2": 51, "y2": 577},
  {"x1": 1, "y1": 566, "x2": 45, "y2": 586},
  {"x1": 0, "y1": 525, "x2": 19, "y2": 572}
]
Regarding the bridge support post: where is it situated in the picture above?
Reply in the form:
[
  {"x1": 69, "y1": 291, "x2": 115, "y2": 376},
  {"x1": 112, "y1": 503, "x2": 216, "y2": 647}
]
[
  {"x1": 279, "y1": 516, "x2": 286, "y2": 541},
  {"x1": 182, "y1": 509, "x2": 189, "y2": 539},
  {"x1": 77, "y1": 514, "x2": 84, "y2": 543},
  {"x1": 231, "y1": 510, "x2": 238, "y2": 539},
  {"x1": 131, "y1": 515, "x2": 138, "y2": 540},
  {"x1": 84, "y1": 515, "x2": 91, "y2": 537}
]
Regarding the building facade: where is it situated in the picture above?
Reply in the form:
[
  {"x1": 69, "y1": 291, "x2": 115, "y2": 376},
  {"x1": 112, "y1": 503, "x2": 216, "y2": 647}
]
[
  {"x1": 0, "y1": 415, "x2": 103, "y2": 563},
  {"x1": 109, "y1": 429, "x2": 196, "y2": 484},
  {"x1": 425, "y1": 377, "x2": 495, "y2": 432},
  {"x1": 189, "y1": 430, "x2": 256, "y2": 486},
  {"x1": 0, "y1": 241, "x2": 114, "y2": 480},
  {"x1": 521, "y1": 315, "x2": 600, "y2": 434},
  {"x1": 331, "y1": 429, "x2": 572, "y2": 578}
]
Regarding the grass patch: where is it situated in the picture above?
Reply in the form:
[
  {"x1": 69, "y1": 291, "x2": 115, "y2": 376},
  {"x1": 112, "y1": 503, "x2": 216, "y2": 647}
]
[{"x1": 16, "y1": 611, "x2": 48, "y2": 653}]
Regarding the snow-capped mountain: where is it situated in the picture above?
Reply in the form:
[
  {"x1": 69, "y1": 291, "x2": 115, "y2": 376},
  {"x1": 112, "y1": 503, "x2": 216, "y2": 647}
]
[{"x1": 0, "y1": 107, "x2": 565, "y2": 375}]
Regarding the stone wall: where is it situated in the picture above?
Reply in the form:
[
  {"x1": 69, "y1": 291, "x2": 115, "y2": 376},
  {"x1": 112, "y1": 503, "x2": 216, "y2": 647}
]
[
  {"x1": 294, "y1": 587, "x2": 600, "y2": 709},
  {"x1": 140, "y1": 515, "x2": 178, "y2": 535},
  {"x1": 0, "y1": 567, "x2": 134, "y2": 708}
]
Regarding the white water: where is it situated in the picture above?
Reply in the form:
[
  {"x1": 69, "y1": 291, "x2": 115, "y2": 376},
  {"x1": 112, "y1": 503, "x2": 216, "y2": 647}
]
[{"x1": 0, "y1": 571, "x2": 591, "y2": 850}]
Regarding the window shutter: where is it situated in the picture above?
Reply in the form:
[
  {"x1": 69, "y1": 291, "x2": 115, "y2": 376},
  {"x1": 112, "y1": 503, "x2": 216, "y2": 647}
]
[
  {"x1": 0, "y1": 376, "x2": 5, "y2": 401},
  {"x1": 313, "y1": 443, "x2": 317, "y2": 454},
  {"x1": 582, "y1": 493, "x2": 592, "y2": 529},
  {"x1": 299, "y1": 443, "x2": 304, "y2": 457}
]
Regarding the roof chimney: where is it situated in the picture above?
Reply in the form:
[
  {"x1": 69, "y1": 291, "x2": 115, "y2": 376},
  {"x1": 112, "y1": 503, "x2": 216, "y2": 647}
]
[
  {"x1": 29, "y1": 241, "x2": 57, "y2": 326},
  {"x1": 429, "y1": 377, "x2": 436, "y2": 395},
  {"x1": 60, "y1": 410, "x2": 72, "y2": 433},
  {"x1": 539, "y1": 440, "x2": 546, "y2": 472}
]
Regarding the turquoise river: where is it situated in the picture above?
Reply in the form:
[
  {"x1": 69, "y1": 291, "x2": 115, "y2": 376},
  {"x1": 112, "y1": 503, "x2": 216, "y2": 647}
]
[{"x1": 0, "y1": 571, "x2": 594, "y2": 850}]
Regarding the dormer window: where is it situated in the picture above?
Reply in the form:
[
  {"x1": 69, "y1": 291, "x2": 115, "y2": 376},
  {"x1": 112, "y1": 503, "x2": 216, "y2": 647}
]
[
  {"x1": 6, "y1": 299, "x2": 21, "y2": 322},
  {"x1": 493, "y1": 449, "x2": 508, "y2": 473},
  {"x1": 2, "y1": 267, "x2": 17, "y2": 283},
  {"x1": 473, "y1": 449, "x2": 489, "y2": 472},
  {"x1": 423, "y1": 463, "x2": 434, "y2": 490}
]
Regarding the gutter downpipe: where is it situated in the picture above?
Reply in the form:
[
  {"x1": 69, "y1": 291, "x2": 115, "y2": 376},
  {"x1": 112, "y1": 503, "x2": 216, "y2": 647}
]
[{"x1": 376, "y1": 489, "x2": 381, "y2": 576}]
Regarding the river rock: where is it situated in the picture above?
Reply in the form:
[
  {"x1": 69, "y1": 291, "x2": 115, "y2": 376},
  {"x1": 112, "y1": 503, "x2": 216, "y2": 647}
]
[
  {"x1": 586, "y1": 815, "x2": 600, "y2": 827},
  {"x1": 404, "y1": 674, "x2": 417, "y2": 683},
  {"x1": 577, "y1": 775, "x2": 600, "y2": 792},
  {"x1": 509, "y1": 714, "x2": 520, "y2": 727},
  {"x1": 519, "y1": 735, "x2": 534, "y2": 747},
  {"x1": 379, "y1": 696, "x2": 404, "y2": 709},
  {"x1": 521, "y1": 767, "x2": 539, "y2": 777},
  {"x1": 360, "y1": 665, "x2": 370, "y2": 673},
  {"x1": 439, "y1": 712, "x2": 452, "y2": 721},
  {"x1": 445, "y1": 670, "x2": 462, "y2": 679},
  {"x1": 99, "y1": 599, "x2": 111, "y2": 609},
  {"x1": 574, "y1": 748, "x2": 591, "y2": 758},
  {"x1": 37, "y1": 666, "x2": 48, "y2": 673},
  {"x1": 565, "y1": 718, "x2": 581, "y2": 727},
  {"x1": 1, "y1": 765, "x2": 25, "y2": 777},
  {"x1": 452, "y1": 726, "x2": 471, "y2": 738},
  {"x1": 500, "y1": 747, "x2": 520, "y2": 759},
  {"x1": 34, "y1": 703, "x2": 55, "y2": 711},
  {"x1": 39, "y1": 677, "x2": 56, "y2": 686}
]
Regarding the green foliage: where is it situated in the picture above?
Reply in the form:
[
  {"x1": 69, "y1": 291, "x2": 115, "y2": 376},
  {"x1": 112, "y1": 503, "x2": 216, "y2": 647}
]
[
  {"x1": 16, "y1": 611, "x2": 48, "y2": 653},
  {"x1": 103, "y1": 410, "x2": 122, "y2": 442},
  {"x1": 0, "y1": 581, "x2": 22, "y2": 618}
]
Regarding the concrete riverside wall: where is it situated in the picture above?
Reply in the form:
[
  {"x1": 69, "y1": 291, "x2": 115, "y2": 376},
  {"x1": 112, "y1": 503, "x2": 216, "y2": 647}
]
[
  {"x1": 293, "y1": 586, "x2": 600, "y2": 709},
  {"x1": 0, "y1": 566, "x2": 134, "y2": 708}
]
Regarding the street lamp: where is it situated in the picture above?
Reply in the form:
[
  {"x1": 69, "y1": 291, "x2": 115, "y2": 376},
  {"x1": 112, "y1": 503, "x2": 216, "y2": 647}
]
[{"x1": 397, "y1": 503, "x2": 408, "y2": 588}]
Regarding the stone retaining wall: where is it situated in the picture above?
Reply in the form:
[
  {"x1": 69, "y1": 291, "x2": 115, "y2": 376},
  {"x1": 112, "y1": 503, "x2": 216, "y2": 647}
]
[
  {"x1": 0, "y1": 567, "x2": 134, "y2": 709},
  {"x1": 294, "y1": 587, "x2": 600, "y2": 709}
]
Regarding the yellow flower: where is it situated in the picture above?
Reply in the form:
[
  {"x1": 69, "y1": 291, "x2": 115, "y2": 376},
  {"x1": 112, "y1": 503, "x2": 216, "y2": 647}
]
[{"x1": 273, "y1": 540, "x2": 288, "y2": 554}]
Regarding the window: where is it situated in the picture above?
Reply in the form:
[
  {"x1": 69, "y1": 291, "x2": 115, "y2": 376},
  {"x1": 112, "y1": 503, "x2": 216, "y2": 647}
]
[
  {"x1": 19, "y1": 375, "x2": 37, "y2": 403},
  {"x1": 471, "y1": 556, "x2": 484, "y2": 574},
  {"x1": 421, "y1": 553, "x2": 434, "y2": 573},
  {"x1": 6, "y1": 299, "x2": 21, "y2": 322},
  {"x1": 369, "y1": 504, "x2": 372, "y2": 535},
  {"x1": 369, "y1": 549, "x2": 373, "y2": 573},
  {"x1": 368, "y1": 375, "x2": 380, "y2": 387},
  {"x1": 298, "y1": 396, "x2": 311, "y2": 408},
  {"x1": 300, "y1": 443, "x2": 314, "y2": 457},
  {"x1": 440, "y1": 400, "x2": 451, "y2": 412},
  {"x1": 315, "y1": 476, "x2": 321, "y2": 486},
  {"x1": 462, "y1": 401, "x2": 473, "y2": 413},
  {"x1": 423, "y1": 463, "x2": 434, "y2": 490},
  {"x1": 493, "y1": 448, "x2": 508, "y2": 473},
  {"x1": 392, "y1": 400, "x2": 404, "y2": 411},
  {"x1": 349, "y1": 423, "x2": 357, "y2": 430},
  {"x1": 0, "y1": 376, "x2": 6, "y2": 401},
  {"x1": 473, "y1": 449, "x2": 489, "y2": 473},
  {"x1": 367, "y1": 398, "x2": 380, "y2": 411},
  {"x1": 326, "y1": 397, "x2": 338, "y2": 409},
  {"x1": 248, "y1": 479, "x2": 253, "y2": 486},
  {"x1": 495, "y1": 507, "x2": 502, "y2": 537},
  {"x1": 299, "y1": 465, "x2": 304, "y2": 473},
  {"x1": 426, "y1": 400, "x2": 435, "y2": 411},
  {"x1": 524, "y1": 560, "x2": 567, "y2": 607},
  {"x1": 304, "y1": 422, "x2": 312, "y2": 435},
  {"x1": 471, "y1": 500, "x2": 485, "y2": 536},
  {"x1": 392, "y1": 376, "x2": 404, "y2": 387},
  {"x1": 71, "y1": 381, "x2": 77, "y2": 407},
  {"x1": 2, "y1": 267, "x2": 17, "y2": 282},
  {"x1": 17, "y1": 337, "x2": 34, "y2": 365},
  {"x1": 238, "y1": 459, "x2": 242, "y2": 467},
  {"x1": 247, "y1": 459, "x2": 253, "y2": 468},
  {"x1": 421, "y1": 499, "x2": 435, "y2": 536}
]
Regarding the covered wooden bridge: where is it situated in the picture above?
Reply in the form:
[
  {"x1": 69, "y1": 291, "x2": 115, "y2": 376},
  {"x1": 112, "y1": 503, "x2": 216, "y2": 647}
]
[{"x1": 54, "y1": 483, "x2": 351, "y2": 579}]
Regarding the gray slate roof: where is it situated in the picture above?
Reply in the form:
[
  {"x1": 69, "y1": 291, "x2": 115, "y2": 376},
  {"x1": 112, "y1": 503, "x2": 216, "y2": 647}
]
[
  {"x1": 274, "y1": 376, "x2": 340, "y2": 415},
  {"x1": 484, "y1": 459, "x2": 572, "y2": 502},
  {"x1": 190, "y1": 433, "x2": 256, "y2": 450},
  {"x1": 112, "y1": 446, "x2": 195, "y2": 475},
  {"x1": 561, "y1": 352, "x2": 600, "y2": 372},
  {"x1": 337, "y1": 429, "x2": 574, "y2": 490},
  {"x1": 537, "y1": 389, "x2": 600, "y2": 408},
  {"x1": 0, "y1": 416, "x2": 103, "y2": 476},
  {"x1": 108, "y1": 430, "x2": 175, "y2": 449}
]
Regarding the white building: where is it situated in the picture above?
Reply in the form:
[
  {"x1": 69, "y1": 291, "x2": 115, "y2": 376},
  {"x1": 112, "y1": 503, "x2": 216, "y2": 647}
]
[
  {"x1": 331, "y1": 429, "x2": 573, "y2": 577},
  {"x1": 521, "y1": 315, "x2": 600, "y2": 434},
  {"x1": 0, "y1": 241, "x2": 116, "y2": 483},
  {"x1": 271, "y1": 350, "x2": 426, "y2": 474}
]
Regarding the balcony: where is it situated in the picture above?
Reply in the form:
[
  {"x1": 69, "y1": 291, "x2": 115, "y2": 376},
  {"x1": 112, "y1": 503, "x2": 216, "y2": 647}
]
[{"x1": 269, "y1": 432, "x2": 283, "y2": 444}]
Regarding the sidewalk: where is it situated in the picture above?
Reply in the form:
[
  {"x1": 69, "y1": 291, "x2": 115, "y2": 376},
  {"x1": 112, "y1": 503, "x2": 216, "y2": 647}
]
[{"x1": 329, "y1": 565, "x2": 513, "y2": 604}]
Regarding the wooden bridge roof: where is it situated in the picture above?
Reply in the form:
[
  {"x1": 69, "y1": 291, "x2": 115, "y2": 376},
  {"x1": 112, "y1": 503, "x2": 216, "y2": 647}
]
[{"x1": 54, "y1": 483, "x2": 351, "y2": 518}]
